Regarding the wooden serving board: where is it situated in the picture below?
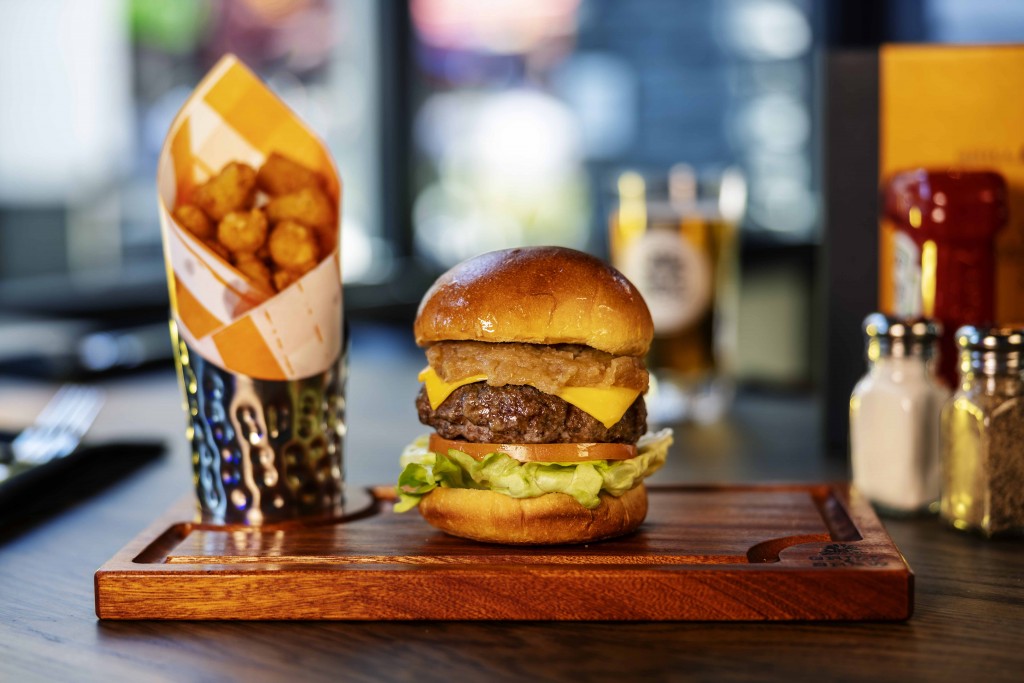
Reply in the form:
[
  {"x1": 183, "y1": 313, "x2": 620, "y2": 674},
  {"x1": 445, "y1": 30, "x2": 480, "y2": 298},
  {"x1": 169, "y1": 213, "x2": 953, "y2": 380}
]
[{"x1": 95, "y1": 484, "x2": 913, "y2": 621}]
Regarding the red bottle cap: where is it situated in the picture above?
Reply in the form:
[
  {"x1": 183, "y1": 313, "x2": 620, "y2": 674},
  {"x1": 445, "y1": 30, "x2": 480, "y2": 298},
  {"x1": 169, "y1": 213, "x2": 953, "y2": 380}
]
[{"x1": 883, "y1": 169, "x2": 1007, "y2": 241}]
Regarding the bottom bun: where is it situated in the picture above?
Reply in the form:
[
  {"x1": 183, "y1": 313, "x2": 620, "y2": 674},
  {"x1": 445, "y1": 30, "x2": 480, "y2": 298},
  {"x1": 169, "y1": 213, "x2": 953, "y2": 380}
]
[{"x1": 417, "y1": 484, "x2": 648, "y2": 545}]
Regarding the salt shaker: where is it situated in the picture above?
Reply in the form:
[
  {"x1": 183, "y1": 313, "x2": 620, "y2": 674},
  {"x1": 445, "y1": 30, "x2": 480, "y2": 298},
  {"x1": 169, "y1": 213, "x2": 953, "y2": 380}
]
[
  {"x1": 941, "y1": 326, "x2": 1024, "y2": 538},
  {"x1": 850, "y1": 314, "x2": 948, "y2": 515}
]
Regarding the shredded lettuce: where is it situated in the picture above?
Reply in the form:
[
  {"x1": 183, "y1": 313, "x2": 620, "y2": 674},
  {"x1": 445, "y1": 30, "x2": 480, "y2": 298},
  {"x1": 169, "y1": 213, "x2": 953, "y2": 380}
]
[{"x1": 395, "y1": 429, "x2": 673, "y2": 512}]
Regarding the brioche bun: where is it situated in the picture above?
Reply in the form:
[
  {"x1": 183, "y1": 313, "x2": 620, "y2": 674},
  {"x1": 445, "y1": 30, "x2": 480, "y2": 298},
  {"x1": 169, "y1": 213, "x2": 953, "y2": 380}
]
[
  {"x1": 407, "y1": 247, "x2": 658, "y2": 546},
  {"x1": 414, "y1": 246, "x2": 654, "y2": 357},
  {"x1": 417, "y1": 484, "x2": 648, "y2": 545}
]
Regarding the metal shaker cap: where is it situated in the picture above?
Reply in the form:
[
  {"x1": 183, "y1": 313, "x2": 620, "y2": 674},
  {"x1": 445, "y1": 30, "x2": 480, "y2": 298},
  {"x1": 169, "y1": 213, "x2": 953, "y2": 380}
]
[
  {"x1": 956, "y1": 325, "x2": 1024, "y2": 375},
  {"x1": 956, "y1": 325, "x2": 1024, "y2": 350},
  {"x1": 863, "y1": 313, "x2": 941, "y2": 359}
]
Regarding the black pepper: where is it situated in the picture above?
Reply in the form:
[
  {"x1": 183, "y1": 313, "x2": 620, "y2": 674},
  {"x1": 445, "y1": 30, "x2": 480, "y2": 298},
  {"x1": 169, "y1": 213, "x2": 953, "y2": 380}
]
[{"x1": 940, "y1": 326, "x2": 1024, "y2": 538}]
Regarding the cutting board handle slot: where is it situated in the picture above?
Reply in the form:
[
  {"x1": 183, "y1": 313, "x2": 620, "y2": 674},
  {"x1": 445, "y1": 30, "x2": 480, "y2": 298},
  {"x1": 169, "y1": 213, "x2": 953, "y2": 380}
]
[
  {"x1": 811, "y1": 488, "x2": 862, "y2": 542},
  {"x1": 746, "y1": 533, "x2": 832, "y2": 563},
  {"x1": 133, "y1": 523, "x2": 193, "y2": 564}
]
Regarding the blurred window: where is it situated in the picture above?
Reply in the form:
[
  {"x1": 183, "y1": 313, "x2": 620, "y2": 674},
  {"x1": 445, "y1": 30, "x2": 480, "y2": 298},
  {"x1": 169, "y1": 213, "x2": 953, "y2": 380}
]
[
  {"x1": 0, "y1": 0, "x2": 384, "y2": 290},
  {"x1": 408, "y1": 0, "x2": 820, "y2": 274},
  {"x1": 2, "y1": 0, "x2": 1022, "y2": 361},
  {"x1": 921, "y1": 0, "x2": 1024, "y2": 43}
]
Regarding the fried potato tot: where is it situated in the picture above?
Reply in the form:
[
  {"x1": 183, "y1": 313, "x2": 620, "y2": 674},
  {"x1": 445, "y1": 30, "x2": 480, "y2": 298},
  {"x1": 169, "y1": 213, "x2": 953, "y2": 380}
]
[
  {"x1": 257, "y1": 152, "x2": 325, "y2": 196},
  {"x1": 273, "y1": 258, "x2": 318, "y2": 292},
  {"x1": 203, "y1": 238, "x2": 232, "y2": 262},
  {"x1": 235, "y1": 254, "x2": 273, "y2": 292},
  {"x1": 175, "y1": 155, "x2": 337, "y2": 298},
  {"x1": 265, "y1": 187, "x2": 335, "y2": 232},
  {"x1": 173, "y1": 204, "x2": 215, "y2": 240},
  {"x1": 314, "y1": 225, "x2": 337, "y2": 254},
  {"x1": 193, "y1": 162, "x2": 257, "y2": 221},
  {"x1": 269, "y1": 220, "x2": 320, "y2": 270},
  {"x1": 217, "y1": 209, "x2": 268, "y2": 254},
  {"x1": 272, "y1": 268, "x2": 300, "y2": 292}
]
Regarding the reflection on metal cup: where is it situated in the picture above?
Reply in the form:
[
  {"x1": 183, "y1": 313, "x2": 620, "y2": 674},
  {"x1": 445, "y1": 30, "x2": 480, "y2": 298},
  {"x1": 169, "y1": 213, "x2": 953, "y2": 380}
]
[{"x1": 171, "y1": 321, "x2": 346, "y2": 524}]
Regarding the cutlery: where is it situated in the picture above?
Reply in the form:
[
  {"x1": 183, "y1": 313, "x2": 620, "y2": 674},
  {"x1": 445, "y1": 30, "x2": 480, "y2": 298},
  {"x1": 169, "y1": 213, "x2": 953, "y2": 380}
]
[{"x1": 9, "y1": 385, "x2": 105, "y2": 465}]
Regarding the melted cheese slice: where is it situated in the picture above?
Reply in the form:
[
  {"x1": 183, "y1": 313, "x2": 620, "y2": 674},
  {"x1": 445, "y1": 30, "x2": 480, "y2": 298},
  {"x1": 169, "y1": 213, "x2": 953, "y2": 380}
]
[
  {"x1": 419, "y1": 368, "x2": 488, "y2": 411},
  {"x1": 418, "y1": 367, "x2": 640, "y2": 429},
  {"x1": 555, "y1": 385, "x2": 642, "y2": 430}
]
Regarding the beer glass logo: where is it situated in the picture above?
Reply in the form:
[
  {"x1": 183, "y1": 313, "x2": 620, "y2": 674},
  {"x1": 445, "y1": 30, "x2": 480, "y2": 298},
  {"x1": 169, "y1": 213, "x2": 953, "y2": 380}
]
[{"x1": 622, "y1": 229, "x2": 712, "y2": 334}]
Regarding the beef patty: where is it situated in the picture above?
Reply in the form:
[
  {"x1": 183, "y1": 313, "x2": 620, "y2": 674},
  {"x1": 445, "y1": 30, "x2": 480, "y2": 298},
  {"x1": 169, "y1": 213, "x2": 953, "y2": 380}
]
[{"x1": 417, "y1": 382, "x2": 647, "y2": 444}]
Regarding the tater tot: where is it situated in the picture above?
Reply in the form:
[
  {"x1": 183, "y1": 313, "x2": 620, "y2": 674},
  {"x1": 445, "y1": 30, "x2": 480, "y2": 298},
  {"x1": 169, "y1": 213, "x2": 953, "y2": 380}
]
[
  {"x1": 272, "y1": 259, "x2": 318, "y2": 292},
  {"x1": 217, "y1": 209, "x2": 268, "y2": 254},
  {"x1": 314, "y1": 225, "x2": 336, "y2": 254},
  {"x1": 193, "y1": 162, "x2": 257, "y2": 221},
  {"x1": 257, "y1": 152, "x2": 325, "y2": 196},
  {"x1": 235, "y1": 254, "x2": 273, "y2": 291},
  {"x1": 173, "y1": 204, "x2": 214, "y2": 240},
  {"x1": 265, "y1": 187, "x2": 335, "y2": 232},
  {"x1": 203, "y1": 238, "x2": 232, "y2": 262},
  {"x1": 269, "y1": 220, "x2": 320, "y2": 270},
  {"x1": 273, "y1": 269, "x2": 300, "y2": 292}
]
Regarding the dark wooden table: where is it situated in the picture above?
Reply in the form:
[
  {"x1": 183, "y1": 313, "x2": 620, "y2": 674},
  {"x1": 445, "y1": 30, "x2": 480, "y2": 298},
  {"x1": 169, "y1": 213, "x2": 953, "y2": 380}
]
[{"x1": 1, "y1": 324, "x2": 1022, "y2": 682}]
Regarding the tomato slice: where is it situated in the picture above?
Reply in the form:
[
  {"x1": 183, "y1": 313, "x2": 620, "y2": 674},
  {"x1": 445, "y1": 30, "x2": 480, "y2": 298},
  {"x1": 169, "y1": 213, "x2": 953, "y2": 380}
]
[{"x1": 428, "y1": 434, "x2": 637, "y2": 463}]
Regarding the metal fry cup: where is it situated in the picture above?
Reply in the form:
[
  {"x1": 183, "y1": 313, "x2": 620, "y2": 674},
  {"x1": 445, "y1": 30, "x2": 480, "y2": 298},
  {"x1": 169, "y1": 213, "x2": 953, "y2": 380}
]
[
  {"x1": 158, "y1": 56, "x2": 346, "y2": 524},
  {"x1": 172, "y1": 324, "x2": 346, "y2": 524}
]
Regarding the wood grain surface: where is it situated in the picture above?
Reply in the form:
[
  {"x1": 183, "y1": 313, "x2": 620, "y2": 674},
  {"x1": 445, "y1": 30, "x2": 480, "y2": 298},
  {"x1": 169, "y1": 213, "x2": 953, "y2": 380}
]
[
  {"x1": 95, "y1": 484, "x2": 912, "y2": 621},
  {"x1": 2, "y1": 358, "x2": 1023, "y2": 682}
]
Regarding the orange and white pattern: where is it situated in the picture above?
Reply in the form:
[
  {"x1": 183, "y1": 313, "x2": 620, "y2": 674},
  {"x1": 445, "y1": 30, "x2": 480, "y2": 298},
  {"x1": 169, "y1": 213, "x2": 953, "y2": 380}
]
[{"x1": 158, "y1": 55, "x2": 342, "y2": 381}]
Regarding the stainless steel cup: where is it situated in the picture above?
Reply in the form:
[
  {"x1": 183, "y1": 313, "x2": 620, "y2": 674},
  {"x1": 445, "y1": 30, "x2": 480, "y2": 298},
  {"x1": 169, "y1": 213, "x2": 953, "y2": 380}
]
[{"x1": 171, "y1": 321, "x2": 346, "y2": 524}]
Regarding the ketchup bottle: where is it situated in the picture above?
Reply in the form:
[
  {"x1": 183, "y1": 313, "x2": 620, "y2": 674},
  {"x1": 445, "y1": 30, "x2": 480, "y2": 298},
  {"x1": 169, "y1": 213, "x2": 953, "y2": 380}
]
[{"x1": 883, "y1": 169, "x2": 1008, "y2": 388}]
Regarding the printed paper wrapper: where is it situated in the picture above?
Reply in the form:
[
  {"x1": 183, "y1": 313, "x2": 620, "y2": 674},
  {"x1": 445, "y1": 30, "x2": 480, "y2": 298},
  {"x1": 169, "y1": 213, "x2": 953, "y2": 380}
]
[{"x1": 158, "y1": 54, "x2": 342, "y2": 381}]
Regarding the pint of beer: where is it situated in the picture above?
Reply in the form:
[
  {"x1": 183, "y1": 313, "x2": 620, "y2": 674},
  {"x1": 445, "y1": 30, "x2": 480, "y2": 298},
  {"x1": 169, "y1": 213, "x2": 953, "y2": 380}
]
[{"x1": 609, "y1": 166, "x2": 741, "y2": 424}]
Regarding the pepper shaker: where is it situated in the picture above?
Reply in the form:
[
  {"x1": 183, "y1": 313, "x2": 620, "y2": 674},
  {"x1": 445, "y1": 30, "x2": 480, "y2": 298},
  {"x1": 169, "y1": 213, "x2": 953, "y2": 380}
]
[{"x1": 941, "y1": 326, "x2": 1024, "y2": 538}]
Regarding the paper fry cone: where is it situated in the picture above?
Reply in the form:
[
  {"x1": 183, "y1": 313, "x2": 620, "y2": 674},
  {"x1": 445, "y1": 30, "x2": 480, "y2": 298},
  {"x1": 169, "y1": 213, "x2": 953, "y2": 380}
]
[{"x1": 158, "y1": 54, "x2": 342, "y2": 381}]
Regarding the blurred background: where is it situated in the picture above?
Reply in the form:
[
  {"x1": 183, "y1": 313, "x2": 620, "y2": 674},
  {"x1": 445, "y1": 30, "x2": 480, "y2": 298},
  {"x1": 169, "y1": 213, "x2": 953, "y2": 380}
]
[{"x1": 1, "y1": 0, "x2": 1023, "y2": 463}]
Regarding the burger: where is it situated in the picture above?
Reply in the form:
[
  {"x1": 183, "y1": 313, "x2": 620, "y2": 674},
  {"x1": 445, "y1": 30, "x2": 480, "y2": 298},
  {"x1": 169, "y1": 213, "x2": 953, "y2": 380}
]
[{"x1": 395, "y1": 246, "x2": 673, "y2": 544}]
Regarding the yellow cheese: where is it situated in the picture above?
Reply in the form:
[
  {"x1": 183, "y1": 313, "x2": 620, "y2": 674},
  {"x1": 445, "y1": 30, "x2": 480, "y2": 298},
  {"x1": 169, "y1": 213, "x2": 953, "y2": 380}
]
[
  {"x1": 418, "y1": 367, "x2": 640, "y2": 429},
  {"x1": 555, "y1": 385, "x2": 641, "y2": 430},
  {"x1": 419, "y1": 367, "x2": 488, "y2": 410}
]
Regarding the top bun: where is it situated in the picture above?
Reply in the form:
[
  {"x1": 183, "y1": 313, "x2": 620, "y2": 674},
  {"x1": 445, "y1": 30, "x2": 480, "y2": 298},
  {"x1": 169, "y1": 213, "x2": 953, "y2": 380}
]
[{"x1": 415, "y1": 246, "x2": 654, "y2": 357}]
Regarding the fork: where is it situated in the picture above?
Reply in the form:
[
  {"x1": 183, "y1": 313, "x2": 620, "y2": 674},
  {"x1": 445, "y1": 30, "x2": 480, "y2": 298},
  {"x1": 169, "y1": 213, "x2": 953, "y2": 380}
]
[{"x1": 11, "y1": 385, "x2": 105, "y2": 465}]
